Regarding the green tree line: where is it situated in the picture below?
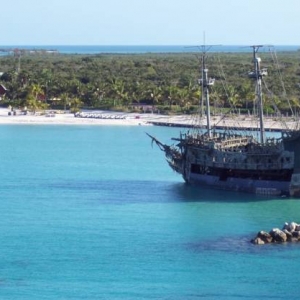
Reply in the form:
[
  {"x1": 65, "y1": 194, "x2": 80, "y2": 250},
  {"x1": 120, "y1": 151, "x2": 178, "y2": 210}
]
[{"x1": 0, "y1": 51, "x2": 299, "y2": 115}]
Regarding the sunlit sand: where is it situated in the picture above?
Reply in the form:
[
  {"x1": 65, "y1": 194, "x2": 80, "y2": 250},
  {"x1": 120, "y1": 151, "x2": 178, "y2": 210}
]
[{"x1": 0, "y1": 108, "x2": 297, "y2": 131}]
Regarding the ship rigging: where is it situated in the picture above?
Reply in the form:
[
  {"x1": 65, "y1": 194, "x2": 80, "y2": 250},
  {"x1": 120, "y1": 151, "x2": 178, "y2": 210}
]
[{"x1": 147, "y1": 45, "x2": 300, "y2": 197}]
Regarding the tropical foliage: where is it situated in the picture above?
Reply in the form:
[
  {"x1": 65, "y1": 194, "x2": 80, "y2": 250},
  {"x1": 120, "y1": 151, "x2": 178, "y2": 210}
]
[{"x1": 0, "y1": 51, "x2": 299, "y2": 115}]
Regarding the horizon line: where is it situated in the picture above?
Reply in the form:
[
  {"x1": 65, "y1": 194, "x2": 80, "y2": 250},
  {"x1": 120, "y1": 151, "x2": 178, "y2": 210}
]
[{"x1": 0, "y1": 44, "x2": 299, "y2": 47}]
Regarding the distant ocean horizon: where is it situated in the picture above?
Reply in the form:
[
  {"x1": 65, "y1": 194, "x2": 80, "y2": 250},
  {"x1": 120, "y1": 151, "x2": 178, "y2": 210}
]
[{"x1": 0, "y1": 45, "x2": 299, "y2": 54}]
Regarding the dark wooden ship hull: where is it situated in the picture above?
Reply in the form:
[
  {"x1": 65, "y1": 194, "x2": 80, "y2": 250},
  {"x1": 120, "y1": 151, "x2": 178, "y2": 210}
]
[
  {"x1": 188, "y1": 172, "x2": 290, "y2": 196},
  {"x1": 149, "y1": 131, "x2": 300, "y2": 197}
]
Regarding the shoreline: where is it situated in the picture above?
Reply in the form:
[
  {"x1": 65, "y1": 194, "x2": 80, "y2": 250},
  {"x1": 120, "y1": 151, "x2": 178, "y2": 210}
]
[
  {"x1": 0, "y1": 108, "x2": 298, "y2": 131},
  {"x1": 0, "y1": 109, "x2": 152, "y2": 126}
]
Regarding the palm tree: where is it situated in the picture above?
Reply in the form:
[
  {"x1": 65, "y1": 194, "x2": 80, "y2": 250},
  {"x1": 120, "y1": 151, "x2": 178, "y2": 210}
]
[
  {"x1": 226, "y1": 85, "x2": 241, "y2": 112},
  {"x1": 69, "y1": 78, "x2": 83, "y2": 98},
  {"x1": 37, "y1": 68, "x2": 53, "y2": 103},
  {"x1": 24, "y1": 84, "x2": 48, "y2": 113},
  {"x1": 238, "y1": 82, "x2": 255, "y2": 113},
  {"x1": 69, "y1": 97, "x2": 83, "y2": 113},
  {"x1": 60, "y1": 92, "x2": 69, "y2": 112},
  {"x1": 207, "y1": 88, "x2": 221, "y2": 116},
  {"x1": 31, "y1": 83, "x2": 44, "y2": 101},
  {"x1": 149, "y1": 85, "x2": 162, "y2": 105},
  {"x1": 177, "y1": 87, "x2": 189, "y2": 111},
  {"x1": 128, "y1": 81, "x2": 142, "y2": 106},
  {"x1": 108, "y1": 77, "x2": 128, "y2": 107},
  {"x1": 163, "y1": 85, "x2": 179, "y2": 108}
]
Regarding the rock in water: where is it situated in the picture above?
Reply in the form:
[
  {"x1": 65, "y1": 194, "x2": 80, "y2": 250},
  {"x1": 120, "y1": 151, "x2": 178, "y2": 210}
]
[
  {"x1": 269, "y1": 228, "x2": 287, "y2": 243},
  {"x1": 251, "y1": 237, "x2": 265, "y2": 245},
  {"x1": 282, "y1": 229, "x2": 293, "y2": 241},
  {"x1": 257, "y1": 231, "x2": 273, "y2": 243},
  {"x1": 251, "y1": 221, "x2": 300, "y2": 245}
]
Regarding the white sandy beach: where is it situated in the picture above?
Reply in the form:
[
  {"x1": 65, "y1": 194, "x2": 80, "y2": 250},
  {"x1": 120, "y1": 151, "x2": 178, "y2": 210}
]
[
  {"x1": 0, "y1": 108, "x2": 199, "y2": 127},
  {"x1": 0, "y1": 108, "x2": 154, "y2": 126},
  {"x1": 0, "y1": 108, "x2": 298, "y2": 130}
]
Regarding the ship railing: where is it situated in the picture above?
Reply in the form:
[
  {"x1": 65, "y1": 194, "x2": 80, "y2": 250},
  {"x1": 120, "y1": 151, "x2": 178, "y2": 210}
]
[
  {"x1": 225, "y1": 141, "x2": 283, "y2": 155},
  {"x1": 246, "y1": 147, "x2": 283, "y2": 155},
  {"x1": 218, "y1": 137, "x2": 252, "y2": 148},
  {"x1": 195, "y1": 158, "x2": 291, "y2": 170}
]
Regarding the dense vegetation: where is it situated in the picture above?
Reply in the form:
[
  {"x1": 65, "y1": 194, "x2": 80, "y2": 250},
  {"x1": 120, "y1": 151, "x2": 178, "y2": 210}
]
[{"x1": 0, "y1": 50, "x2": 299, "y2": 115}]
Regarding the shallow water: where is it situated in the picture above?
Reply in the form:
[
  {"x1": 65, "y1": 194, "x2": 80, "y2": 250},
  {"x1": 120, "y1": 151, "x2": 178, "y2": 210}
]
[{"x1": 0, "y1": 125, "x2": 299, "y2": 299}]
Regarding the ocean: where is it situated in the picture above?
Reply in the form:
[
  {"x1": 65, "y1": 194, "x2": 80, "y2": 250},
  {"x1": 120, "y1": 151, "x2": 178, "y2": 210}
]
[
  {"x1": 0, "y1": 124, "x2": 300, "y2": 299},
  {"x1": 0, "y1": 45, "x2": 299, "y2": 54}
]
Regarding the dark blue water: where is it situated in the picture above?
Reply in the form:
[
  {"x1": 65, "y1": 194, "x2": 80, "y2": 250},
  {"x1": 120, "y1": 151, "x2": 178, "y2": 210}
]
[
  {"x1": 0, "y1": 45, "x2": 299, "y2": 54},
  {"x1": 0, "y1": 125, "x2": 300, "y2": 299}
]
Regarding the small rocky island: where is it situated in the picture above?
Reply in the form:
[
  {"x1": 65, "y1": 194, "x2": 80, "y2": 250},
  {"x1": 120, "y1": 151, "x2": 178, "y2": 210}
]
[{"x1": 251, "y1": 222, "x2": 300, "y2": 244}]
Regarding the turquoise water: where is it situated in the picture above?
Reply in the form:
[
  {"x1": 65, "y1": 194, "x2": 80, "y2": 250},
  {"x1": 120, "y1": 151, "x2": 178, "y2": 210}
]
[
  {"x1": 0, "y1": 125, "x2": 300, "y2": 299},
  {"x1": 0, "y1": 45, "x2": 299, "y2": 54}
]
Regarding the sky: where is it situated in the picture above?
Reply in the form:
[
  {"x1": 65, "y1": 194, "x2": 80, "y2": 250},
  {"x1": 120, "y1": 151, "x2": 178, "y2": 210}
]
[{"x1": 2, "y1": 0, "x2": 300, "y2": 45}]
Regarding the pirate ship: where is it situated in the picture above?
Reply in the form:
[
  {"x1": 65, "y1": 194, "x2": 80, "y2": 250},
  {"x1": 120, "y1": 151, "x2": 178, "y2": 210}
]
[{"x1": 148, "y1": 46, "x2": 300, "y2": 197}]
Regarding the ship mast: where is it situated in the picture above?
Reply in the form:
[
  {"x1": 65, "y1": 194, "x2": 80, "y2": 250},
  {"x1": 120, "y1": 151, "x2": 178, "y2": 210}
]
[
  {"x1": 199, "y1": 46, "x2": 215, "y2": 138},
  {"x1": 249, "y1": 45, "x2": 267, "y2": 144}
]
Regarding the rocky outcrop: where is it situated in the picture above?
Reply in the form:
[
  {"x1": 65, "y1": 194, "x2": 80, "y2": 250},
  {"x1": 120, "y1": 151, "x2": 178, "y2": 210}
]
[
  {"x1": 251, "y1": 222, "x2": 300, "y2": 244},
  {"x1": 257, "y1": 231, "x2": 273, "y2": 243}
]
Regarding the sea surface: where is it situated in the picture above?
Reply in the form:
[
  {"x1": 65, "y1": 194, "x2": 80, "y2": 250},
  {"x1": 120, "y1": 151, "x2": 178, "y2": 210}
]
[
  {"x1": 1, "y1": 125, "x2": 300, "y2": 299},
  {"x1": 0, "y1": 45, "x2": 299, "y2": 54}
]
